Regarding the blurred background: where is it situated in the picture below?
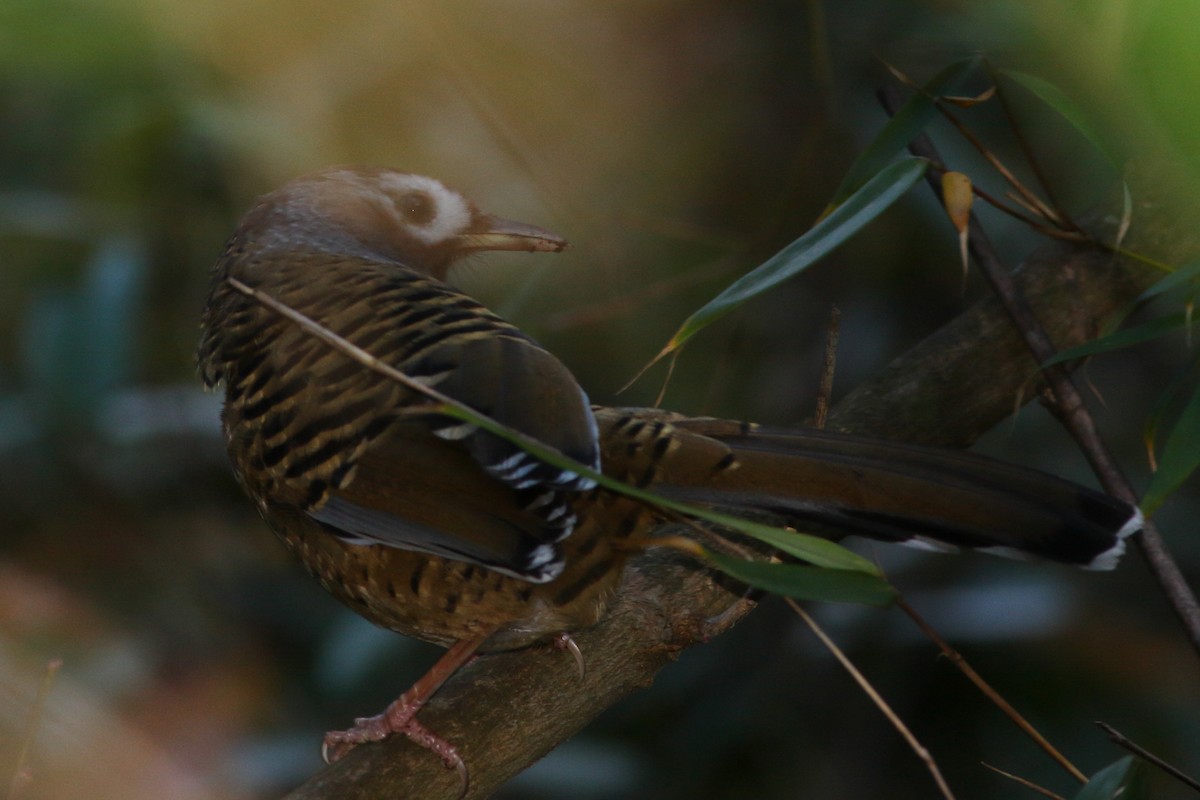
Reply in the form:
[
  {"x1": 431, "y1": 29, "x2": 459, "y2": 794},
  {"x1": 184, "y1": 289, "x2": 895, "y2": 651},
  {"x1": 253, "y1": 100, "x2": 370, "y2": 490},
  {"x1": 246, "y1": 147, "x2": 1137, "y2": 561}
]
[{"x1": 2, "y1": 0, "x2": 1199, "y2": 797}]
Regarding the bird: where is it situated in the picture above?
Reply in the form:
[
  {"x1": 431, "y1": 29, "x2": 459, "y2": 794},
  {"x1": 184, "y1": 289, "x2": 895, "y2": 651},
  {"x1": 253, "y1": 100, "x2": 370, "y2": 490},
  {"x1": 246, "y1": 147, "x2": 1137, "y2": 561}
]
[{"x1": 197, "y1": 165, "x2": 1141, "y2": 780}]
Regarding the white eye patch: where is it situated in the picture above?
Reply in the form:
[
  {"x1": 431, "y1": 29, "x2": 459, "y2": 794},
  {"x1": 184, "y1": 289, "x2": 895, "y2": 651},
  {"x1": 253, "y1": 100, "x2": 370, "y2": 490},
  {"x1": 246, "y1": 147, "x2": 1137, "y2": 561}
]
[{"x1": 376, "y1": 173, "x2": 472, "y2": 245}]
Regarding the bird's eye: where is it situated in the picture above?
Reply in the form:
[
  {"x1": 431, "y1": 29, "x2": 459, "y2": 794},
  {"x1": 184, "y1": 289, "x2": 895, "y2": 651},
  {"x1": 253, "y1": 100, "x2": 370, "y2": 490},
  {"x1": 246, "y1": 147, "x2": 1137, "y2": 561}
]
[{"x1": 397, "y1": 191, "x2": 436, "y2": 224}]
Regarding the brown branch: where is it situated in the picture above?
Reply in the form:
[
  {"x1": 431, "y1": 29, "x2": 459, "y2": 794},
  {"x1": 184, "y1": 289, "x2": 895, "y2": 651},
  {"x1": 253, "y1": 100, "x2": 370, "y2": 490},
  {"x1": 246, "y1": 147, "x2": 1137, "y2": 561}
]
[
  {"x1": 284, "y1": 548, "x2": 740, "y2": 799},
  {"x1": 879, "y1": 86, "x2": 1200, "y2": 660},
  {"x1": 1096, "y1": 721, "x2": 1200, "y2": 792},
  {"x1": 813, "y1": 305, "x2": 841, "y2": 429},
  {"x1": 827, "y1": 236, "x2": 1149, "y2": 447}
]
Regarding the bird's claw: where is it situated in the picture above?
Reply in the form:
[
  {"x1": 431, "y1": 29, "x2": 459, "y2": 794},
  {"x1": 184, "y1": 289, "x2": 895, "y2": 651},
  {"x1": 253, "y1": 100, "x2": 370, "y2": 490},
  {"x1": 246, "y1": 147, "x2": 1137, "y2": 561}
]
[
  {"x1": 321, "y1": 707, "x2": 469, "y2": 797},
  {"x1": 552, "y1": 631, "x2": 586, "y2": 679}
]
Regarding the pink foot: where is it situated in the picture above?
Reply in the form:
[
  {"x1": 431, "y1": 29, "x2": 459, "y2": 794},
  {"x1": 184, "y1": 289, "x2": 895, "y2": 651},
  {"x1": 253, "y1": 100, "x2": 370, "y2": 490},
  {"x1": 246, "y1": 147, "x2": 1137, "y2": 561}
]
[
  {"x1": 322, "y1": 699, "x2": 467, "y2": 786},
  {"x1": 319, "y1": 635, "x2": 487, "y2": 797}
]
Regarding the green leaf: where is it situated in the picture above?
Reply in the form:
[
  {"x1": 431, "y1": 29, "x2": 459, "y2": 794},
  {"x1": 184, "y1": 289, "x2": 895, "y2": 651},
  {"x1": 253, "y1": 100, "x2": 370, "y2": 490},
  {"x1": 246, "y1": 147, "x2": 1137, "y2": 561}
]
[
  {"x1": 1043, "y1": 311, "x2": 1194, "y2": 367},
  {"x1": 1100, "y1": 256, "x2": 1200, "y2": 338},
  {"x1": 1072, "y1": 756, "x2": 1135, "y2": 800},
  {"x1": 1143, "y1": 382, "x2": 1200, "y2": 514},
  {"x1": 1001, "y1": 70, "x2": 1132, "y2": 251},
  {"x1": 1143, "y1": 356, "x2": 1200, "y2": 469},
  {"x1": 1131, "y1": 256, "x2": 1200, "y2": 306},
  {"x1": 707, "y1": 551, "x2": 896, "y2": 606},
  {"x1": 702, "y1": 512, "x2": 882, "y2": 574},
  {"x1": 827, "y1": 56, "x2": 980, "y2": 209},
  {"x1": 1002, "y1": 70, "x2": 1120, "y2": 166},
  {"x1": 660, "y1": 157, "x2": 929, "y2": 354}
]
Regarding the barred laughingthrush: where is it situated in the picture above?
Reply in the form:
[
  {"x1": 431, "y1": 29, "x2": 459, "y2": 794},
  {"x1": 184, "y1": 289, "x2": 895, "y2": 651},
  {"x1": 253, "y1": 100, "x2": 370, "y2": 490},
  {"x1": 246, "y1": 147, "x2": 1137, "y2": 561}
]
[{"x1": 197, "y1": 166, "x2": 1140, "y2": 777}]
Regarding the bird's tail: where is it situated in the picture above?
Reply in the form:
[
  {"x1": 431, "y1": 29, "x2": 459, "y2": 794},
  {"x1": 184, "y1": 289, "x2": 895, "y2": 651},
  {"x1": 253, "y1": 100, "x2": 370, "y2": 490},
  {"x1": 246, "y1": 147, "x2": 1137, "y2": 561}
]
[{"x1": 599, "y1": 409, "x2": 1141, "y2": 570}]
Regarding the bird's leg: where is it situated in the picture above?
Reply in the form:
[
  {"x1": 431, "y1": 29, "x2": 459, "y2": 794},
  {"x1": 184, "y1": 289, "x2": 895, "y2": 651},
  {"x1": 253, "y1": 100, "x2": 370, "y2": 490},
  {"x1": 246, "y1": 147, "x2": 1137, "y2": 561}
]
[{"x1": 322, "y1": 634, "x2": 487, "y2": 782}]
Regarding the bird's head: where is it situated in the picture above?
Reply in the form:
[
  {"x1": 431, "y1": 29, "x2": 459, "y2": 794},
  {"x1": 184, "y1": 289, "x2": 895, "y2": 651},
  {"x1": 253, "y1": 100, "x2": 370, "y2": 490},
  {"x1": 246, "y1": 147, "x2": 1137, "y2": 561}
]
[{"x1": 233, "y1": 166, "x2": 567, "y2": 280}]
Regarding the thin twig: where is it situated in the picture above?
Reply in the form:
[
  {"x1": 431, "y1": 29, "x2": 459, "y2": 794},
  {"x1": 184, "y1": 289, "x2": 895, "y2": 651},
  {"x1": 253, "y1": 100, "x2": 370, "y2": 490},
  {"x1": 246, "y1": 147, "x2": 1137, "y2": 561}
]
[
  {"x1": 984, "y1": 60, "x2": 1079, "y2": 232},
  {"x1": 969, "y1": 183, "x2": 1063, "y2": 231},
  {"x1": 785, "y1": 598, "x2": 957, "y2": 800},
  {"x1": 656, "y1": 513, "x2": 761, "y2": 565},
  {"x1": 406, "y1": 2, "x2": 568, "y2": 221},
  {"x1": 814, "y1": 305, "x2": 840, "y2": 430},
  {"x1": 902, "y1": 153, "x2": 1089, "y2": 241},
  {"x1": 6, "y1": 658, "x2": 62, "y2": 800},
  {"x1": 542, "y1": 257, "x2": 733, "y2": 331},
  {"x1": 935, "y1": 102, "x2": 1064, "y2": 228},
  {"x1": 653, "y1": 351, "x2": 678, "y2": 409},
  {"x1": 980, "y1": 762, "x2": 1067, "y2": 800},
  {"x1": 897, "y1": 599, "x2": 1087, "y2": 784},
  {"x1": 878, "y1": 85, "x2": 1200, "y2": 661},
  {"x1": 1096, "y1": 721, "x2": 1200, "y2": 792},
  {"x1": 1005, "y1": 188, "x2": 1058, "y2": 223}
]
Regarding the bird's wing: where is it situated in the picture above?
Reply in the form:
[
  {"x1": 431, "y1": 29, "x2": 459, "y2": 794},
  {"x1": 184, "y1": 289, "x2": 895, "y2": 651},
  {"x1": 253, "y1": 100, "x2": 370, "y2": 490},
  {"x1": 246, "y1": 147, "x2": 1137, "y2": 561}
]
[
  {"x1": 309, "y1": 419, "x2": 573, "y2": 581},
  {"x1": 414, "y1": 331, "x2": 600, "y2": 492},
  {"x1": 288, "y1": 268, "x2": 599, "y2": 580},
  {"x1": 212, "y1": 257, "x2": 599, "y2": 580}
]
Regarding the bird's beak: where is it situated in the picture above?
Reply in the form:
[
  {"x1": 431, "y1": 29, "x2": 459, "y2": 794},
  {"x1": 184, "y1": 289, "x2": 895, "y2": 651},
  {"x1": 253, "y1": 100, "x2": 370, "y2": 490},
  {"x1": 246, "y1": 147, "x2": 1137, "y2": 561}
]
[{"x1": 456, "y1": 214, "x2": 568, "y2": 255}]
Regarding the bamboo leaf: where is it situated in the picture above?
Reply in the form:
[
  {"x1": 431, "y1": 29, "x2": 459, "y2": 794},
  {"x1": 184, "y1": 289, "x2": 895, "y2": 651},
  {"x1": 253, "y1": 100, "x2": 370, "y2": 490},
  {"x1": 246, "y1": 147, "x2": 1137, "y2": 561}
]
[
  {"x1": 1072, "y1": 756, "x2": 1135, "y2": 800},
  {"x1": 942, "y1": 85, "x2": 996, "y2": 108},
  {"x1": 1001, "y1": 70, "x2": 1133, "y2": 250},
  {"x1": 1002, "y1": 70, "x2": 1119, "y2": 166},
  {"x1": 1131, "y1": 256, "x2": 1200, "y2": 306},
  {"x1": 1143, "y1": 383, "x2": 1200, "y2": 514},
  {"x1": 942, "y1": 171, "x2": 973, "y2": 280},
  {"x1": 704, "y1": 513, "x2": 881, "y2": 573},
  {"x1": 1100, "y1": 256, "x2": 1200, "y2": 338},
  {"x1": 827, "y1": 56, "x2": 980, "y2": 209},
  {"x1": 1143, "y1": 355, "x2": 1200, "y2": 473},
  {"x1": 1043, "y1": 312, "x2": 1194, "y2": 367},
  {"x1": 707, "y1": 552, "x2": 896, "y2": 606},
  {"x1": 659, "y1": 157, "x2": 929, "y2": 356},
  {"x1": 941, "y1": 171, "x2": 974, "y2": 234}
]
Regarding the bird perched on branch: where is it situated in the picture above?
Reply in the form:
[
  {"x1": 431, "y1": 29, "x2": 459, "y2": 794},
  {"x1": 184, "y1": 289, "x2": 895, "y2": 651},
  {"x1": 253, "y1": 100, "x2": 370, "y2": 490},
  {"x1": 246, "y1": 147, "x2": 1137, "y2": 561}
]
[{"x1": 197, "y1": 166, "x2": 1140, "y2": 781}]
